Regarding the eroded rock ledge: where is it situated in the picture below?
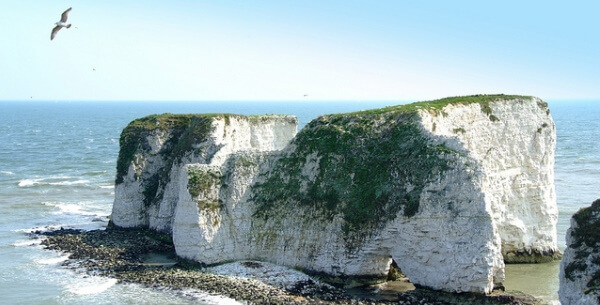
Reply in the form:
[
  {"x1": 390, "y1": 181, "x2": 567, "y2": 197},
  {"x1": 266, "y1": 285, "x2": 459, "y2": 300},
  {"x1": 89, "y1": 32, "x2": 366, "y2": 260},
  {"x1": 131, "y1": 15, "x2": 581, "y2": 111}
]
[
  {"x1": 111, "y1": 95, "x2": 559, "y2": 294},
  {"x1": 560, "y1": 198, "x2": 600, "y2": 305},
  {"x1": 37, "y1": 227, "x2": 545, "y2": 305}
]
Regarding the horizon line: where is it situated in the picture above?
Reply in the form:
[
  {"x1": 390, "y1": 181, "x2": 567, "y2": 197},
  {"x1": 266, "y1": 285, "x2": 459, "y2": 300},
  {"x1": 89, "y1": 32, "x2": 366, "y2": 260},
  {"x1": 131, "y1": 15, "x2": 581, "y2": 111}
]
[{"x1": 2, "y1": 97, "x2": 600, "y2": 103}]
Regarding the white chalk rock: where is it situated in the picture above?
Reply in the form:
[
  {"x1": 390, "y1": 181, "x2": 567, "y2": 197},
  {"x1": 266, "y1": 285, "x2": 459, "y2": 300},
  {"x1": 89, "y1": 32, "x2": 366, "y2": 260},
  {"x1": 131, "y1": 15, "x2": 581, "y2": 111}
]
[{"x1": 111, "y1": 95, "x2": 559, "y2": 294}]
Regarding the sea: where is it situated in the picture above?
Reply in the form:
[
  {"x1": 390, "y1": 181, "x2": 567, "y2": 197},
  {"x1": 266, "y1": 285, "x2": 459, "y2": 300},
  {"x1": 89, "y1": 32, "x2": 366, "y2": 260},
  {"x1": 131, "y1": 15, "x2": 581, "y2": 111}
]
[{"x1": 0, "y1": 100, "x2": 597, "y2": 304}]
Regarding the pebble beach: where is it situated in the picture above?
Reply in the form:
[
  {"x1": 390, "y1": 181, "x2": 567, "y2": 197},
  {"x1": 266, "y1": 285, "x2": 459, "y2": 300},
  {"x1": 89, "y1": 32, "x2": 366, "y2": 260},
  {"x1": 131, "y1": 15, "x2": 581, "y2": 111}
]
[{"x1": 36, "y1": 227, "x2": 545, "y2": 305}]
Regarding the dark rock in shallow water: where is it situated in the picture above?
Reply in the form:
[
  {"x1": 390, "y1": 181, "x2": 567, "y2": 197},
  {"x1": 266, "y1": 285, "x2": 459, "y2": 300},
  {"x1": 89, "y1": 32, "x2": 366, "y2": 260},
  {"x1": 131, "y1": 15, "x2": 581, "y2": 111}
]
[
  {"x1": 38, "y1": 227, "x2": 84, "y2": 236},
  {"x1": 504, "y1": 248, "x2": 562, "y2": 264}
]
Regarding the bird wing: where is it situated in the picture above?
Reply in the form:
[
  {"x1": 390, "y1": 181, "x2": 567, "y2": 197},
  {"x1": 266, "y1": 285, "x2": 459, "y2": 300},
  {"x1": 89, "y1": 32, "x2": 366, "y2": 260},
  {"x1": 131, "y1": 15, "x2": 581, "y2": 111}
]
[
  {"x1": 51, "y1": 26, "x2": 61, "y2": 40},
  {"x1": 60, "y1": 7, "x2": 72, "y2": 22}
]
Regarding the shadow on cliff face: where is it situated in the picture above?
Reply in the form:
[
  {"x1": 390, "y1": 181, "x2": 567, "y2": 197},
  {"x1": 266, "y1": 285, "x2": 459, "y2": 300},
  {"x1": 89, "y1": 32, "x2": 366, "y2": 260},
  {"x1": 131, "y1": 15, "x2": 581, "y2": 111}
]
[
  {"x1": 128, "y1": 97, "x2": 556, "y2": 296},
  {"x1": 250, "y1": 111, "x2": 459, "y2": 241},
  {"x1": 242, "y1": 107, "x2": 499, "y2": 291}
]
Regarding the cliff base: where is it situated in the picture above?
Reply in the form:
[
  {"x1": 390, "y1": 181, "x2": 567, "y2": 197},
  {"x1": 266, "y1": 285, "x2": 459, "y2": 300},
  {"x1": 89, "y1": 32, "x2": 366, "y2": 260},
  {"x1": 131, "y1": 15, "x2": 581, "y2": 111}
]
[{"x1": 36, "y1": 227, "x2": 548, "y2": 305}]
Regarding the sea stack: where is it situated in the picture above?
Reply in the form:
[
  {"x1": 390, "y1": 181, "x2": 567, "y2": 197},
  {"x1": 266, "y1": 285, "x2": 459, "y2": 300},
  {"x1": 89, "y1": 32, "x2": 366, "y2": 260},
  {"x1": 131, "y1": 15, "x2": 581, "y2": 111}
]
[
  {"x1": 560, "y1": 198, "x2": 600, "y2": 305},
  {"x1": 111, "y1": 95, "x2": 559, "y2": 293}
]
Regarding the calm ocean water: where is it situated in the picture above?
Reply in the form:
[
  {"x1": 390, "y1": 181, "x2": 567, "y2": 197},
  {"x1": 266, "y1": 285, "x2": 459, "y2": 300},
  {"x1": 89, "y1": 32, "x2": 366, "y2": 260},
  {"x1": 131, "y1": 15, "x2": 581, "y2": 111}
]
[{"x1": 0, "y1": 100, "x2": 597, "y2": 304}]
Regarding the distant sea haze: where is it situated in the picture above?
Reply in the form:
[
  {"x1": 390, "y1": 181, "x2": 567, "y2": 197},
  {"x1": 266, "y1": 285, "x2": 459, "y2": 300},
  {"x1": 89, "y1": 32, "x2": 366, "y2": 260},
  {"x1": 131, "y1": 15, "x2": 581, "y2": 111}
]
[{"x1": 0, "y1": 99, "x2": 597, "y2": 304}]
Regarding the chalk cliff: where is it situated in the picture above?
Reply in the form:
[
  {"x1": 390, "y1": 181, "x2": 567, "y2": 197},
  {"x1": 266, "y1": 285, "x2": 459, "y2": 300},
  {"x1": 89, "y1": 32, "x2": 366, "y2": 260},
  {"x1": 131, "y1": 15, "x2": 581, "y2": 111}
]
[
  {"x1": 111, "y1": 114, "x2": 298, "y2": 232},
  {"x1": 560, "y1": 199, "x2": 600, "y2": 305},
  {"x1": 111, "y1": 95, "x2": 559, "y2": 294}
]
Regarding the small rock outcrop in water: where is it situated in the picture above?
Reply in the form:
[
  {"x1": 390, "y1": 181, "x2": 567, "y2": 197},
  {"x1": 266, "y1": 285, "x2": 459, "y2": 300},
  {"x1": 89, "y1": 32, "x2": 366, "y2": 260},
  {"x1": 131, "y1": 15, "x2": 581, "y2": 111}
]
[
  {"x1": 111, "y1": 95, "x2": 559, "y2": 294},
  {"x1": 560, "y1": 198, "x2": 600, "y2": 305}
]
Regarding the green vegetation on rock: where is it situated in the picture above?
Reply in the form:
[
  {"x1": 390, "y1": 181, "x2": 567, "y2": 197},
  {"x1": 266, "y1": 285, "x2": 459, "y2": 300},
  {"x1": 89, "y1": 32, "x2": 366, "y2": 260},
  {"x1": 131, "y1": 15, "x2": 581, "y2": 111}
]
[
  {"x1": 252, "y1": 95, "x2": 537, "y2": 244},
  {"x1": 115, "y1": 113, "x2": 292, "y2": 208},
  {"x1": 187, "y1": 168, "x2": 221, "y2": 198},
  {"x1": 252, "y1": 108, "x2": 460, "y2": 245},
  {"x1": 339, "y1": 94, "x2": 534, "y2": 123},
  {"x1": 116, "y1": 113, "x2": 294, "y2": 184},
  {"x1": 116, "y1": 114, "x2": 212, "y2": 184},
  {"x1": 564, "y1": 199, "x2": 600, "y2": 294},
  {"x1": 115, "y1": 114, "x2": 223, "y2": 209},
  {"x1": 252, "y1": 95, "x2": 534, "y2": 246}
]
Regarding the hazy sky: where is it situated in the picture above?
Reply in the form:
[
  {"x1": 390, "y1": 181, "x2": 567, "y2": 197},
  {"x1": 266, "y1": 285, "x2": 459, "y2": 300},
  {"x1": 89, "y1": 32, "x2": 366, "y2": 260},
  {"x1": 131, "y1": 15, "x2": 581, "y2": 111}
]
[{"x1": 1, "y1": 0, "x2": 599, "y2": 101}]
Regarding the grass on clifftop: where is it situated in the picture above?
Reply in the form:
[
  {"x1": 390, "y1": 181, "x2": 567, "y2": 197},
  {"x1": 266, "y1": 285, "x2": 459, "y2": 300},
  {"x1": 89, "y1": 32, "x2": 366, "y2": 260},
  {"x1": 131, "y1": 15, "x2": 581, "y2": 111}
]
[
  {"x1": 252, "y1": 94, "x2": 539, "y2": 245},
  {"x1": 251, "y1": 94, "x2": 545, "y2": 247},
  {"x1": 116, "y1": 114, "x2": 218, "y2": 207},
  {"x1": 116, "y1": 113, "x2": 294, "y2": 208},
  {"x1": 116, "y1": 114, "x2": 213, "y2": 185},
  {"x1": 116, "y1": 113, "x2": 267, "y2": 183},
  {"x1": 336, "y1": 94, "x2": 536, "y2": 117}
]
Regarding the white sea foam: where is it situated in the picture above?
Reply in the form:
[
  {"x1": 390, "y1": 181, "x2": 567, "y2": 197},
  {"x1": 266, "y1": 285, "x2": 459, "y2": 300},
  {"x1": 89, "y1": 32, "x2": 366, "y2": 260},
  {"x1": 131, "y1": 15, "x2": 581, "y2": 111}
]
[
  {"x1": 99, "y1": 185, "x2": 115, "y2": 189},
  {"x1": 66, "y1": 277, "x2": 118, "y2": 295},
  {"x1": 15, "y1": 224, "x2": 77, "y2": 234},
  {"x1": 14, "y1": 226, "x2": 51, "y2": 233},
  {"x1": 1, "y1": 170, "x2": 15, "y2": 175},
  {"x1": 17, "y1": 176, "x2": 87, "y2": 188},
  {"x1": 48, "y1": 179, "x2": 90, "y2": 186},
  {"x1": 35, "y1": 254, "x2": 70, "y2": 265},
  {"x1": 12, "y1": 239, "x2": 43, "y2": 247},
  {"x1": 52, "y1": 203, "x2": 97, "y2": 216},
  {"x1": 18, "y1": 179, "x2": 39, "y2": 187}
]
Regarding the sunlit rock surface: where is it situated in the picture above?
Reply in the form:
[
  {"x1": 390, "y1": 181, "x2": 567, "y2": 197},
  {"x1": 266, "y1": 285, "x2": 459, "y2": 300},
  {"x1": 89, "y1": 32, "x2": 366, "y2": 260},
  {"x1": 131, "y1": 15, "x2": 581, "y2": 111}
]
[{"x1": 111, "y1": 95, "x2": 558, "y2": 293}]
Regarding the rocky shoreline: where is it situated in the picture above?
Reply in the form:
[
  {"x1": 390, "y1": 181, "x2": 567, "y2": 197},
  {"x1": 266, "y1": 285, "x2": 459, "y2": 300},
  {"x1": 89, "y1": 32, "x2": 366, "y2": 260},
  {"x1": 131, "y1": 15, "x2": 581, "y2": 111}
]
[{"x1": 35, "y1": 227, "x2": 546, "y2": 305}]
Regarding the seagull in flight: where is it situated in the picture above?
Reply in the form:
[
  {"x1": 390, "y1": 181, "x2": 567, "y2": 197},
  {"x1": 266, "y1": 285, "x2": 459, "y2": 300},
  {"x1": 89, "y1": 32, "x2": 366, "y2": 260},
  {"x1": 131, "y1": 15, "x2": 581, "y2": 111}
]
[{"x1": 51, "y1": 7, "x2": 72, "y2": 40}]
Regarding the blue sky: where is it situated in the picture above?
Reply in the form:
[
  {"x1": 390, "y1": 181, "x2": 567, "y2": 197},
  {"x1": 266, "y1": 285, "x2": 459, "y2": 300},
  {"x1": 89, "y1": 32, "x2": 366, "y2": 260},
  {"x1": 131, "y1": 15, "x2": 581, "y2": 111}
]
[{"x1": 1, "y1": 0, "x2": 598, "y2": 101}]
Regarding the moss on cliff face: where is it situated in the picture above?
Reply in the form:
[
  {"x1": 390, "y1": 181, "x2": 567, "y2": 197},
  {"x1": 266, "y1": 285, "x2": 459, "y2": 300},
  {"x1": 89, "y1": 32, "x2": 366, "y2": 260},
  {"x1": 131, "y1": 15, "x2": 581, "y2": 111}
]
[
  {"x1": 187, "y1": 168, "x2": 221, "y2": 198},
  {"x1": 564, "y1": 199, "x2": 600, "y2": 295},
  {"x1": 116, "y1": 114, "x2": 211, "y2": 184},
  {"x1": 252, "y1": 108, "x2": 459, "y2": 243},
  {"x1": 252, "y1": 95, "x2": 533, "y2": 244},
  {"x1": 116, "y1": 113, "x2": 293, "y2": 209},
  {"x1": 116, "y1": 114, "x2": 221, "y2": 210}
]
